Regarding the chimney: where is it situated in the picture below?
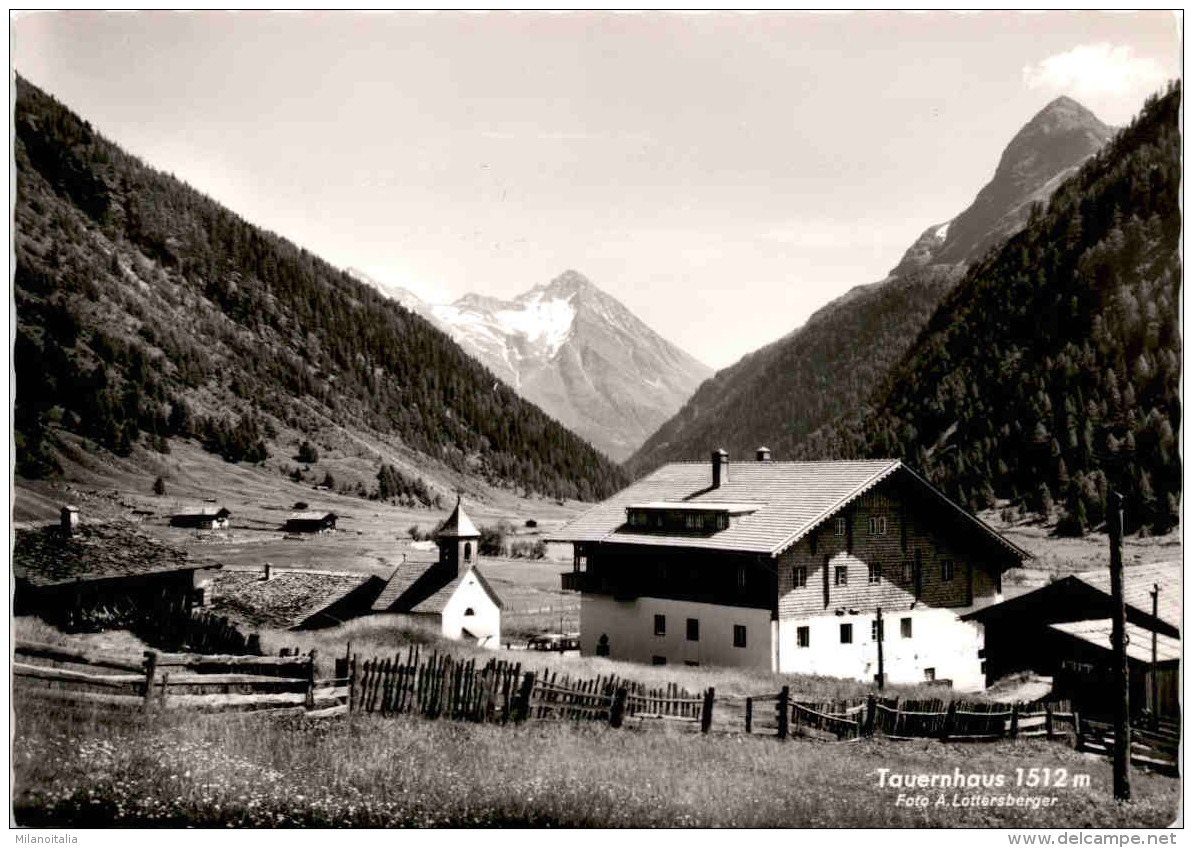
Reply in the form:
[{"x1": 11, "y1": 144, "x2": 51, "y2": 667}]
[
  {"x1": 60, "y1": 505, "x2": 79, "y2": 537},
  {"x1": 711, "y1": 449, "x2": 729, "y2": 488},
  {"x1": 755, "y1": 446, "x2": 772, "y2": 463}
]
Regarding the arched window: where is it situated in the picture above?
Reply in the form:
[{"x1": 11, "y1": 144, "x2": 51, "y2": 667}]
[
  {"x1": 464, "y1": 607, "x2": 475, "y2": 617},
  {"x1": 464, "y1": 542, "x2": 472, "y2": 563}
]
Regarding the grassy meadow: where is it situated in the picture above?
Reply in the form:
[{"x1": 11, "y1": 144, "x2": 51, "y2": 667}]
[{"x1": 12, "y1": 694, "x2": 1179, "y2": 828}]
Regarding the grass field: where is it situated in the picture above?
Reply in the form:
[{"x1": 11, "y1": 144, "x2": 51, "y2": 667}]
[{"x1": 11, "y1": 697, "x2": 1179, "y2": 828}]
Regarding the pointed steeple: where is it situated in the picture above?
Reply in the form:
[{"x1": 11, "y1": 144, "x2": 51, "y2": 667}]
[{"x1": 438, "y1": 493, "x2": 480, "y2": 539}]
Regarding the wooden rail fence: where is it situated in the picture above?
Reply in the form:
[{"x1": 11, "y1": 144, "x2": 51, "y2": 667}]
[
  {"x1": 15, "y1": 637, "x2": 1180, "y2": 774},
  {"x1": 13, "y1": 641, "x2": 346, "y2": 717}
]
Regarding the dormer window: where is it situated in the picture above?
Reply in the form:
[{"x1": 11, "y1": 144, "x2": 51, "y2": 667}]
[{"x1": 624, "y1": 502, "x2": 759, "y2": 535}]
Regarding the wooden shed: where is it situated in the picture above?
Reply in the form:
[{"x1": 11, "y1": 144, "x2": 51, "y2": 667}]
[{"x1": 284, "y1": 511, "x2": 338, "y2": 534}]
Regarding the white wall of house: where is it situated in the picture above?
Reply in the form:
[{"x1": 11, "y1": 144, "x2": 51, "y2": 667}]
[
  {"x1": 777, "y1": 607, "x2": 986, "y2": 691},
  {"x1": 580, "y1": 594, "x2": 772, "y2": 669},
  {"x1": 440, "y1": 570, "x2": 501, "y2": 649}
]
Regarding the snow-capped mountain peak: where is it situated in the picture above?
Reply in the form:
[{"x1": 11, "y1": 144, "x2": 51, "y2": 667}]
[{"x1": 359, "y1": 268, "x2": 711, "y2": 461}]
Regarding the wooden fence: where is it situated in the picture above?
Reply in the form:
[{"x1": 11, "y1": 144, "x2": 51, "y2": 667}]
[
  {"x1": 12, "y1": 641, "x2": 345, "y2": 717},
  {"x1": 1077, "y1": 717, "x2": 1179, "y2": 775}
]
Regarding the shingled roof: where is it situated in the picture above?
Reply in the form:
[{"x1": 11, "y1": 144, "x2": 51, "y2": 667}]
[
  {"x1": 550, "y1": 458, "x2": 1028, "y2": 559},
  {"x1": 438, "y1": 497, "x2": 479, "y2": 539},
  {"x1": 1072, "y1": 560, "x2": 1180, "y2": 629},
  {"x1": 1050, "y1": 619, "x2": 1181, "y2": 663},
  {"x1": 409, "y1": 567, "x2": 504, "y2": 614},
  {"x1": 13, "y1": 522, "x2": 219, "y2": 587}
]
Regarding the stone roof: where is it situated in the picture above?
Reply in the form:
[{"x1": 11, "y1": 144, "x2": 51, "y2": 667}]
[
  {"x1": 210, "y1": 569, "x2": 382, "y2": 629},
  {"x1": 438, "y1": 497, "x2": 479, "y2": 539},
  {"x1": 13, "y1": 522, "x2": 218, "y2": 587},
  {"x1": 370, "y1": 554, "x2": 441, "y2": 611},
  {"x1": 550, "y1": 459, "x2": 1027, "y2": 559},
  {"x1": 1050, "y1": 619, "x2": 1181, "y2": 663}
]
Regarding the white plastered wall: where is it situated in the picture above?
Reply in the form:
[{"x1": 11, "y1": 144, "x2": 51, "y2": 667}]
[
  {"x1": 440, "y1": 570, "x2": 502, "y2": 650},
  {"x1": 777, "y1": 607, "x2": 986, "y2": 691},
  {"x1": 580, "y1": 594, "x2": 772, "y2": 669}
]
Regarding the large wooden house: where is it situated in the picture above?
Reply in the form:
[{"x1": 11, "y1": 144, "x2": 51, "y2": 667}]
[{"x1": 552, "y1": 450, "x2": 1028, "y2": 690}]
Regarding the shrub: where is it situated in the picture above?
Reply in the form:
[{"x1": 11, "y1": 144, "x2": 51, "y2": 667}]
[{"x1": 296, "y1": 440, "x2": 319, "y2": 463}]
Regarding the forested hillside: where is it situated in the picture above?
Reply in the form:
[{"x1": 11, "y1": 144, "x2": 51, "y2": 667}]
[
  {"x1": 794, "y1": 83, "x2": 1181, "y2": 534},
  {"x1": 12, "y1": 75, "x2": 627, "y2": 502},
  {"x1": 624, "y1": 267, "x2": 960, "y2": 476}
]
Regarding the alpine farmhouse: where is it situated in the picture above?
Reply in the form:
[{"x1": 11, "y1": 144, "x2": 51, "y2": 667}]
[{"x1": 552, "y1": 450, "x2": 1029, "y2": 691}]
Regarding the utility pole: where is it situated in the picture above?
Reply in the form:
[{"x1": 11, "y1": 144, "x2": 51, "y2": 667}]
[
  {"x1": 876, "y1": 606, "x2": 885, "y2": 690},
  {"x1": 1150, "y1": 583, "x2": 1159, "y2": 724},
  {"x1": 1109, "y1": 491, "x2": 1130, "y2": 801}
]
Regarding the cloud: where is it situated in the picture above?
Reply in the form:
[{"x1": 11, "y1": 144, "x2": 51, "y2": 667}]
[{"x1": 1022, "y1": 43, "x2": 1166, "y2": 96}]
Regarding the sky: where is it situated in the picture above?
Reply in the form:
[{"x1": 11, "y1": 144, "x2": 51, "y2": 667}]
[{"x1": 11, "y1": 11, "x2": 1182, "y2": 368}]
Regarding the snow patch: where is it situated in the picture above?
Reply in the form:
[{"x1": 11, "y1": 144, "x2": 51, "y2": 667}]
[
  {"x1": 934, "y1": 222, "x2": 951, "y2": 240},
  {"x1": 493, "y1": 293, "x2": 576, "y2": 357}
]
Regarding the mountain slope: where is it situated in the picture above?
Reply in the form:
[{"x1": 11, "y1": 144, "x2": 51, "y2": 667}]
[
  {"x1": 360, "y1": 270, "x2": 712, "y2": 462},
  {"x1": 626, "y1": 96, "x2": 1114, "y2": 477},
  {"x1": 794, "y1": 83, "x2": 1181, "y2": 534},
  {"x1": 12, "y1": 75, "x2": 627, "y2": 503}
]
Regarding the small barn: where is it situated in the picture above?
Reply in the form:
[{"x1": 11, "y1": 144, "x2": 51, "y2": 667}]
[
  {"x1": 284, "y1": 511, "x2": 338, "y2": 534},
  {"x1": 964, "y1": 560, "x2": 1180, "y2": 719},
  {"x1": 171, "y1": 506, "x2": 231, "y2": 530},
  {"x1": 371, "y1": 497, "x2": 504, "y2": 648},
  {"x1": 13, "y1": 516, "x2": 221, "y2": 631},
  {"x1": 209, "y1": 566, "x2": 387, "y2": 630}
]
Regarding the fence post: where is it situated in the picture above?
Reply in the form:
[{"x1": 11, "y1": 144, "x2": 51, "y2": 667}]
[
  {"x1": 777, "y1": 686, "x2": 789, "y2": 740},
  {"x1": 305, "y1": 649, "x2": 318, "y2": 710},
  {"x1": 1072, "y1": 710, "x2": 1082, "y2": 750},
  {"x1": 865, "y1": 693, "x2": 876, "y2": 737},
  {"x1": 515, "y1": 672, "x2": 536, "y2": 723},
  {"x1": 142, "y1": 650, "x2": 158, "y2": 713},
  {"x1": 701, "y1": 687, "x2": 715, "y2": 734},
  {"x1": 348, "y1": 655, "x2": 358, "y2": 714},
  {"x1": 745, "y1": 697, "x2": 753, "y2": 734},
  {"x1": 1045, "y1": 704, "x2": 1054, "y2": 741},
  {"x1": 159, "y1": 671, "x2": 170, "y2": 711},
  {"x1": 609, "y1": 687, "x2": 627, "y2": 729},
  {"x1": 1009, "y1": 702, "x2": 1019, "y2": 739},
  {"x1": 943, "y1": 700, "x2": 956, "y2": 739}
]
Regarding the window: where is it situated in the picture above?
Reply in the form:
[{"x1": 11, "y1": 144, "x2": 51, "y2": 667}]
[
  {"x1": 839, "y1": 623, "x2": 853, "y2": 644},
  {"x1": 652, "y1": 655, "x2": 667, "y2": 666},
  {"x1": 941, "y1": 559, "x2": 955, "y2": 582},
  {"x1": 686, "y1": 618, "x2": 700, "y2": 641},
  {"x1": 463, "y1": 542, "x2": 472, "y2": 563},
  {"x1": 684, "y1": 661, "x2": 700, "y2": 667},
  {"x1": 737, "y1": 565, "x2": 747, "y2": 591},
  {"x1": 868, "y1": 562, "x2": 882, "y2": 585},
  {"x1": 834, "y1": 517, "x2": 847, "y2": 536},
  {"x1": 793, "y1": 566, "x2": 807, "y2": 589},
  {"x1": 733, "y1": 625, "x2": 747, "y2": 648},
  {"x1": 464, "y1": 607, "x2": 475, "y2": 617},
  {"x1": 924, "y1": 667, "x2": 936, "y2": 682},
  {"x1": 871, "y1": 618, "x2": 884, "y2": 642},
  {"x1": 900, "y1": 617, "x2": 912, "y2": 639},
  {"x1": 653, "y1": 614, "x2": 666, "y2": 636},
  {"x1": 834, "y1": 565, "x2": 848, "y2": 586},
  {"x1": 573, "y1": 549, "x2": 586, "y2": 572},
  {"x1": 868, "y1": 516, "x2": 887, "y2": 535},
  {"x1": 901, "y1": 560, "x2": 913, "y2": 583},
  {"x1": 797, "y1": 626, "x2": 810, "y2": 648}
]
